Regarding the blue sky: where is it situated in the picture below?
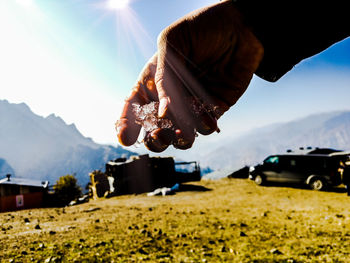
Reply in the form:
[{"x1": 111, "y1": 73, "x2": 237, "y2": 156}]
[{"x1": 1, "y1": 0, "x2": 349, "y2": 153}]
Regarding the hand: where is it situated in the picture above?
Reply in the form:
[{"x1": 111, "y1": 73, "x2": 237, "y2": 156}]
[{"x1": 117, "y1": 0, "x2": 264, "y2": 152}]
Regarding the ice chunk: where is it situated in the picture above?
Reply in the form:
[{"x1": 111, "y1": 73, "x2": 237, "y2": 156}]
[{"x1": 132, "y1": 102, "x2": 174, "y2": 132}]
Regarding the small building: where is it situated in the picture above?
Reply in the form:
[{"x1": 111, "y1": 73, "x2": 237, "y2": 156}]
[
  {"x1": 0, "y1": 174, "x2": 49, "y2": 212},
  {"x1": 90, "y1": 155, "x2": 201, "y2": 198}
]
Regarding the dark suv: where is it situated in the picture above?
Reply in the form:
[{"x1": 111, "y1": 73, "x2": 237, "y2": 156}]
[{"x1": 249, "y1": 151, "x2": 350, "y2": 190}]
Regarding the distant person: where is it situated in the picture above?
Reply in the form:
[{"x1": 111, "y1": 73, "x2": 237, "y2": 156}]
[{"x1": 117, "y1": 0, "x2": 350, "y2": 152}]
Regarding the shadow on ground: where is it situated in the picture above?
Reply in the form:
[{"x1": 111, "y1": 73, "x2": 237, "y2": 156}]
[{"x1": 178, "y1": 184, "x2": 212, "y2": 192}]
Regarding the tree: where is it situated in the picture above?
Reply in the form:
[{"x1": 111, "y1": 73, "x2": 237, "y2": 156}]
[{"x1": 53, "y1": 174, "x2": 82, "y2": 206}]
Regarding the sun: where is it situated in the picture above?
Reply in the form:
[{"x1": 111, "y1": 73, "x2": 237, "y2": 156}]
[{"x1": 107, "y1": 0, "x2": 130, "y2": 10}]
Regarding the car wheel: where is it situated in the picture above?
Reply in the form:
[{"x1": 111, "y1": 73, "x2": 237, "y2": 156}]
[
  {"x1": 254, "y1": 175, "x2": 264, "y2": 186},
  {"x1": 309, "y1": 178, "x2": 325, "y2": 191}
]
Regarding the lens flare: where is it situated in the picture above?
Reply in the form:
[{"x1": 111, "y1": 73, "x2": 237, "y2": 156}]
[
  {"x1": 90, "y1": 0, "x2": 154, "y2": 71},
  {"x1": 107, "y1": 0, "x2": 129, "y2": 10}
]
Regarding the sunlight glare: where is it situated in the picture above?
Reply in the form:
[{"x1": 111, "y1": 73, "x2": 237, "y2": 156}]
[
  {"x1": 107, "y1": 0, "x2": 130, "y2": 10},
  {"x1": 16, "y1": 0, "x2": 34, "y2": 8}
]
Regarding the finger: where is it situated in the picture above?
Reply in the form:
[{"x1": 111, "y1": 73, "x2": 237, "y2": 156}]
[
  {"x1": 155, "y1": 21, "x2": 192, "y2": 119},
  {"x1": 173, "y1": 128, "x2": 195, "y2": 150},
  {"x1": 195, "y1": 111, "x2": 218, "y2": 135},
  {"x1": 183, "y1": 97, "x2": 218, "y2": 135},
  {"x1": 117, "y1": 55, "x2": 158, "y2": 146},
  {"x1": 144, "y1": 128, "x2": 175, "y2": 152},
  {"x1": 117, "y1": 107, "x2": 141, "y2": 147}
]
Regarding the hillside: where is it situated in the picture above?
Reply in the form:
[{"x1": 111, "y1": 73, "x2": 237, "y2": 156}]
[
  {"x1": 201, "y1": 111, "x2": 350, "y2": 174},
  {"x1": 0, "y1": 100, "x2": 135, "y2": 186},
  {"x1": 1, "y1": 179, "x2": 350, "y2": 262},
  {"x1": 2, "y1": 98, "x2": 350, "y2": 184}
]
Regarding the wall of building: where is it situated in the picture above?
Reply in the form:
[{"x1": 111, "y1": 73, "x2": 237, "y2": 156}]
[{"x1": 0, "y1": 192, "x2": 43, "y2": 212}]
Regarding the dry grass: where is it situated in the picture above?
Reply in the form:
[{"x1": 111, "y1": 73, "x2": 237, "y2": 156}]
[{"x1": 1, "y1": 178, "x2": 350, "y2": 262}]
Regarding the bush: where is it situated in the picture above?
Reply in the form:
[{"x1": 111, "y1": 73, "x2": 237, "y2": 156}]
[{"x1": 53, "y1": 174, "x2": 82, "y2": 206}]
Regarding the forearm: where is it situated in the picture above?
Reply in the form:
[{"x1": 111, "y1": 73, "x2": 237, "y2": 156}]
[{"x1": 232, "y1": 0, "x2": 350, "y2": 81}]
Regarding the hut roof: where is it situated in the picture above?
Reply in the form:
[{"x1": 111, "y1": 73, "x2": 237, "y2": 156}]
[{"x1": 0, "y1": 175, "x2": 48, "y2": 188}]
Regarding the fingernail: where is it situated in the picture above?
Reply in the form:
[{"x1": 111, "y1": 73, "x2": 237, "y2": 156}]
[{"x1": 158, "y1": 98, "x2": 168, "y2": 118}]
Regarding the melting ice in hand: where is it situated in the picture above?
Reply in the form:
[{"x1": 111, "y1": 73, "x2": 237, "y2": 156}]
[{"x1": 132, "y1": 101, "x2": 174, "y2": 132}]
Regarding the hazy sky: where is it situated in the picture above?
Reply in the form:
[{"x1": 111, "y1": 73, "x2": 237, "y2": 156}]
[{"x1": 1, "y1": 0, "x2": 350, "y2": 153}]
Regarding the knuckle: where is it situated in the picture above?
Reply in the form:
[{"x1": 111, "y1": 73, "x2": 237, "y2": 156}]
[{"x1": 157, "y1": 22, "x2": 185, "y2": 47}]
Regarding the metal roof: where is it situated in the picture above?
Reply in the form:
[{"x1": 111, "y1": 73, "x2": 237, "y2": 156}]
[{"x1": 0, "y1": 176, "x2": 49, "y2": 188}]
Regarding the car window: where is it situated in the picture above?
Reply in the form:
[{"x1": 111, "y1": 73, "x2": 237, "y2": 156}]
[{"x1": 265, "y1": 156, "x2": 279, "y2": 164}]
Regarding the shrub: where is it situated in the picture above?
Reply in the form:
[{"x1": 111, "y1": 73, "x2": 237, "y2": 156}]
[{"x1": 53, "y1": 174, "x2": 82, "y2": 206}]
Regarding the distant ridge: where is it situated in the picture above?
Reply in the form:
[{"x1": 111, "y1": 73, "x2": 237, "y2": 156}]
[
  {"x1": 0, "y1": 158, "x2": 14, "y2": 176},
  {"x1": 0, "y1": 100, "x2": 135, "y2": 186},
  {"x1": 2, "y1": 99, "x2": 349, "y2": 183},
  {"x1": 201, "y1": 110, "x2": 350, "y2": 176}
]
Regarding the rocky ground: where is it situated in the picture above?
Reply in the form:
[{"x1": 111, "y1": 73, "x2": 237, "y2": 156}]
[{"x1": 1, "y1": 178, "x2": 350, "y2": 262}]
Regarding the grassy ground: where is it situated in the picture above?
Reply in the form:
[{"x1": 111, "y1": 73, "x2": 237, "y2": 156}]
[{"x1": 1, "y1": 178, "x2": 350, "y2": 262}]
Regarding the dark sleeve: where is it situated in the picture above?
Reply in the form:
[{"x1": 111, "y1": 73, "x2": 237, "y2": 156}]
[{"x1": 233, "y1": 0, "x2": 350, "y2": 82}]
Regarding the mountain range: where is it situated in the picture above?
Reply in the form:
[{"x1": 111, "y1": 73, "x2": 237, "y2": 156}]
[
  {"x1": 0, "y1": 158, "x2": 14, "y2": 176},
  {"x1": 200, "y1": 111, "x2": 350, "y2": 178},
  {"x1": 0, "y1": 100, "x2": 134, "y2": 186},
  {"x1": 1, "y1": 99, "x2": 350, "y2": 183}
]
